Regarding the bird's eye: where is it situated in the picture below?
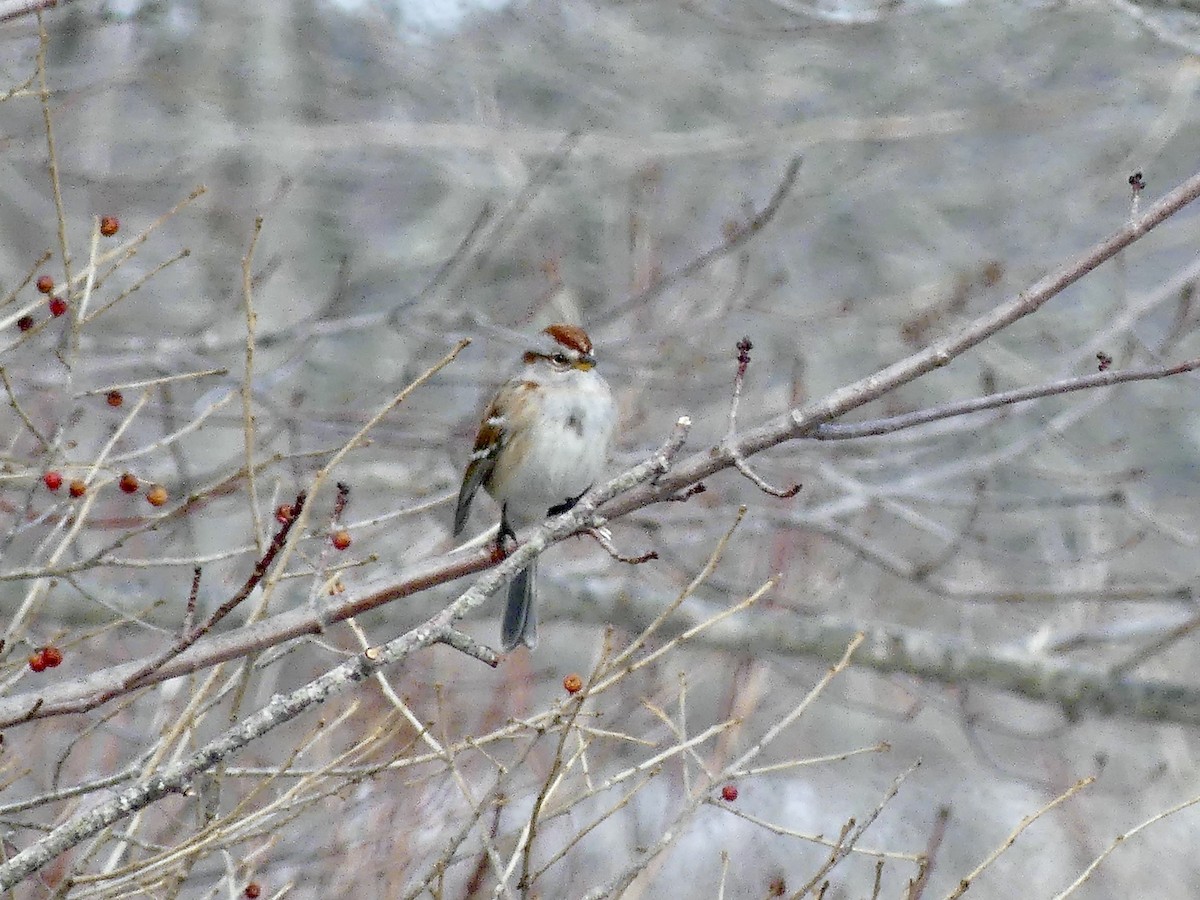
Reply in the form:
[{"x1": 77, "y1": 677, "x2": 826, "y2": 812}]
[{"x1": 552, "y1": 353, "x2": 568, "y2": 365}]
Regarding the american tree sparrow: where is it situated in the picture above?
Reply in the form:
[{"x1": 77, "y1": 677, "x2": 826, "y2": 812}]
[{"x1": 454, "y1": 324, "x2": 617, "y2": 651}]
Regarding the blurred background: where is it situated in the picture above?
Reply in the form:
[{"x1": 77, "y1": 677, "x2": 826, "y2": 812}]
[{"x1": 3, "y1": 0, "x2": 1200, "y2": 896}]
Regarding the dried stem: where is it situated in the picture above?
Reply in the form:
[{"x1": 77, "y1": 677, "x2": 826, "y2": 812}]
[{"x1": 242, "y1": 216, "x2": 265, "y2": 554}]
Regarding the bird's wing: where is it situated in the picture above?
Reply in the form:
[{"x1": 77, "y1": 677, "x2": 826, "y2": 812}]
[{"x1": 453, "y1": 393, "x2": 506, "y2": 536}]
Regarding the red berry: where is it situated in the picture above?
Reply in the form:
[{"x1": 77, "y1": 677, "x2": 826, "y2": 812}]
[
  {"x1": 146, "y1": 485, "x2": 168, "y2": 507},
  {"x1": 68, "y1": 479, "x2": 86, "y2": 498},
  {"x1": 35, "y1": 275, "x2": 53, "y2": 294},
  {"x1": 563, "y1": 673, "x2": 583, "y2": 694},
  {"x1": 16, "y1": 315, "x2": 34, "y2": 332},
  {"x1": 48, "y1": 296, "x2": 67, "y2": 317},
  {"x1": 244, "y1": 884, "x2": 261, "y2": 899},
  {"x1": 721, "y1": 784, "x2": 738, "y2": 802},
  {"x1": 41, "y1": 646, "x2": 63, "y2": 667},
  {"x1": 105, "y1": 390, "x2": 124, "y2": 407},
  {"x1": 274, "y1": 504, "x2": 294, "y2": 524},
  {"x1": 331, "y1": 530, "x2": 351, "y2": 551},
  {"x1": 99, "y1": 215, "x2": 120, "y2": 237},
  {"x1": 118, "y1": 472, "x2": 139, "y2": 493},
  {"x1": 43, "y1": 471, "x2": 63, "y2": 491},
  {"x1": 28, "y1": 652, "x2": 47, "y2": 672}
]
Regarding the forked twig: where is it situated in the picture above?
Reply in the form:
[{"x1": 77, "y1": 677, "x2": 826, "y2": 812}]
[{"x1": 722, "y1": 337, "x2": 800, "y2": 498}]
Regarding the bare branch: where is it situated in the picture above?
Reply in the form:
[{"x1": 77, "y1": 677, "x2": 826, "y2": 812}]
[
  {"x1": 813, "y1": 357, "x2": 1200, "y2": 440},
  {"x1": 612, "y1": 157, "x2": 802, "y2": 314}
]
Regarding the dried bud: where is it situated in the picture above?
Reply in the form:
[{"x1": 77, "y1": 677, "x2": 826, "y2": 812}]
[
  {"x1": 146, "y1": 485, "x2": 168, "y2": 507},
  {"x1": 736, "y1": 337, "x2": 753, "y2": 377},
  {"x1": 16, "y1": 315, "x2": 34, "y2": 332},
  {"x1": 68, "y1": 479, "x2": 86, "y2": 498}
]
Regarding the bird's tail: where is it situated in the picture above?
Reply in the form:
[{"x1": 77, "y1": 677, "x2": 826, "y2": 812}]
[{"x1": 501, "y1": 560, "x2": 538, "y2": 651}]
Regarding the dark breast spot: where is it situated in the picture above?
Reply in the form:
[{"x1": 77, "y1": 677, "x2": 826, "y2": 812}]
[{"x1": 566, "y1": 412, "x2": 583, "y2": 436}]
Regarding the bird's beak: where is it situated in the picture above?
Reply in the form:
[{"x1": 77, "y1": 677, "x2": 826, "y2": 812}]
[{"x1": 573, "y1": 354, "x2": 596, "y2": 371}]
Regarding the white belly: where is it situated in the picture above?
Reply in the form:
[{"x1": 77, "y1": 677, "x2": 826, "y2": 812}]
[{"x1": 491, "y1": 373, "x2": 616, "y2": 529}]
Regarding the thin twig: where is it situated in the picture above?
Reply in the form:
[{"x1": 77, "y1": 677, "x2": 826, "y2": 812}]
[
  {"x1": 518, "y1": 651, "x2": 610, "y2": 895},
  {"x1": 1051, "y1": 789, "x2": 1200, "y2": 899},
  {"x1": 35, "y1": 13, "x2": 69, "y2": 302},
  {"x1": 791, "y1": 760, "x2": 920, "y2": 899},
  {"x1": 72, "y1": 218, "x2": 100, "y2": 340},
  {"x1": 74, "y1": 368, "x2": 229, "y2": 397},
  {"x1": 0, "y1": 251, "x2": 52, "y2": 311},
  {"x1": 85, "y1": 187, "x2": 207, "y2": 296},
  {"x1": 586, "y1": 527, "x2": 657, "y2": 564},
  {"x1": 906, "y1": 807, "x2": 949, "y2": 900},
  {"x1": 813, "y1": 357, "x2": 1200, "y2": 440},
  {"x1": 0, "y1": 368, "x2": 49, "y2": 450},
  {"x1": 945, "y1": 777, "x2": 1095, "y2": 900},
  {"x1": 80, "y1": 247, "x2": 192, "y2": 323},
  {"x1": 182, "y1": 566, "x2": 201, "y2": 636},
  {"x1": 613, "y1": 156, "x2": 802, "y2": 314},
  {"x1": 242, "y1": 216, "x2": 266, "y2": 555},
  {"x1": 722, "y1": 336, "x2": 800, "y2": 497}
]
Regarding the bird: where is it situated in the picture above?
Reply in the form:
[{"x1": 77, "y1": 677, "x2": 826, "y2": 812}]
[{"x1": 454, "y1": 324, "x2": 617, "y2": 651}]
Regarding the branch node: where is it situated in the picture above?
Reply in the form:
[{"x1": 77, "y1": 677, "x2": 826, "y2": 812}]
[
  {"x1": 650, "y1": 416, "x2": 691, "y2": 484},
  {"x1": 439, "y1": 628, "x2": 501, "y2": 667},
  {"x1": 669, "y1": 482, "x2": 707, "y2": 502}
]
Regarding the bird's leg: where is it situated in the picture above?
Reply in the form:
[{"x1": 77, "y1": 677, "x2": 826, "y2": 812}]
[{"x1": 492, "y1": 502, "x2": 518, "y2": 561}]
